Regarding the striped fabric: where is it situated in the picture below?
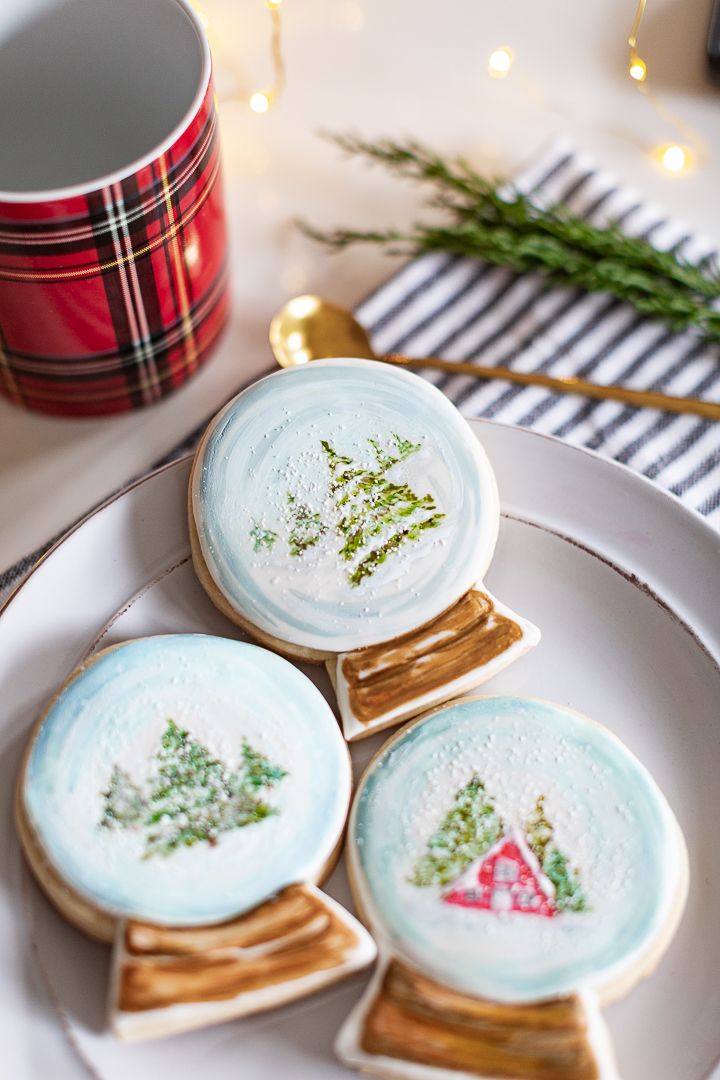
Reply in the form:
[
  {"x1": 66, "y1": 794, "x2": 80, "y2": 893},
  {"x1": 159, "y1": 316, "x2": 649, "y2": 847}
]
[
  {"x1": 1, "y1": 141, "x2": 718, "y2": 604},
  {"x1": 356, "y1": 141, "x2": 720, "y2": 527}
]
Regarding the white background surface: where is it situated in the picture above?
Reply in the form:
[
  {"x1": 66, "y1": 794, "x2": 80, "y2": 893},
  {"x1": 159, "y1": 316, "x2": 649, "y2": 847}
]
[{"x1": 1, "y1": 0, "x2": 720, "y2": 569}]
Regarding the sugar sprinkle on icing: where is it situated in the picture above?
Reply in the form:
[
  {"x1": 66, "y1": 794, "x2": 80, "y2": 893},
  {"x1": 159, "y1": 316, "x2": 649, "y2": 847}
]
[
  {"x1": 192, "y1": 361, "x2": 499, "y2": 652},
  {"x1": 351, "y1": 696, "x2": 684, "y2": 1002},
  {"x1": 25, "y1": 635, "x2": 350, "y2": 925}
]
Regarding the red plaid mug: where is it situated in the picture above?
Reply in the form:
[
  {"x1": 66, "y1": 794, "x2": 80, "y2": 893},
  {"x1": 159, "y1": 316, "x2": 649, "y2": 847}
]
[{"x1": 0, "y1": 0, "x2": 228, "y2": 416}]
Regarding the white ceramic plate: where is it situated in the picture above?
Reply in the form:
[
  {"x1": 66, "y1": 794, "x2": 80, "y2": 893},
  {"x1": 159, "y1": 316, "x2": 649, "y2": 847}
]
[{"x1": 1, "y1": 420, "x2": 718, "y2": 1080}]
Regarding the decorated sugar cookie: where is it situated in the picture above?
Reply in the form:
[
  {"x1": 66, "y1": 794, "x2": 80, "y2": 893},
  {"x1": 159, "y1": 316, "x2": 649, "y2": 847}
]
[
  {"x1": 16, "y1": 634, "x2": 375, "y2": 1042},
  {"x1": 338, "y1": 696, "x2": 688, "y2": 1080},
  {"x1": 189, "y1": 359, "x2": 540, "y2": 740}
]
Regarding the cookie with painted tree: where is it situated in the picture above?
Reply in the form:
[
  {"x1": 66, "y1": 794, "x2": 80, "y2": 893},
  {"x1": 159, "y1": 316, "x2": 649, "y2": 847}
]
[
  {"x1": 188, "y1": 358, "x2": 539, "y2": 741},
  {"x1": 337, "y1": 695, "x2": 688, "y2": 1080},
  {"x1": 15, "y1": 634, "x2": 375, "y2": 1042}
]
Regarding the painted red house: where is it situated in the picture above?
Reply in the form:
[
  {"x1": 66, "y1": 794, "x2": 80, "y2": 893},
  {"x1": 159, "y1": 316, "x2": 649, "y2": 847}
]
[{"x1": 443, "y1": 827, "x2": 557, "y2": 917}]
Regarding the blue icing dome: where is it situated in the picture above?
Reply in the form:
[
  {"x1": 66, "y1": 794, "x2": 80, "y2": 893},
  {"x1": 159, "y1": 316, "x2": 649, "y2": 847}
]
[
  {"x1": 191, "y1": 359, "x2": 499, "y2": 653},
  {"x1": 24, "y1": 635, "x2": 350, "y2": 925},
  {"x1": 351, "y1": 696, "x2": 686, "y2": 1003}
]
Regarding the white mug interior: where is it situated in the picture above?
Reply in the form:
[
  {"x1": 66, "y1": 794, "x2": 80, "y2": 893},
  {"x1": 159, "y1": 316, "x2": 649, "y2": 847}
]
[{"x1": 0, "y1": 0, "x2": 208, "y2": 198}]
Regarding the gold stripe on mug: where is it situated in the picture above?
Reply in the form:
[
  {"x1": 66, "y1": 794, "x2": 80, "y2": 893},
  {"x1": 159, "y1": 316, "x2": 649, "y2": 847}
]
[
  {"x1": 0, "y1": 158, "x2": 220, "y2": 283},
  {"x1": 10, "y1": 308, "x2": 227, "y2": 406}
]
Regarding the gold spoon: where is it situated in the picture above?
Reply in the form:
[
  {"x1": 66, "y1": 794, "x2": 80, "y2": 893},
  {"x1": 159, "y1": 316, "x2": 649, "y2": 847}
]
[{"x1": 269, "y1": 295, "x2": 720, "y2": 420}]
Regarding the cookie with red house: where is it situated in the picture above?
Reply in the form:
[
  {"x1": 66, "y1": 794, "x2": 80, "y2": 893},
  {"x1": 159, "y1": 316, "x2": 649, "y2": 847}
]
[{"x1": 338, "y1": 695, "x2": 688, "y2": 1080}]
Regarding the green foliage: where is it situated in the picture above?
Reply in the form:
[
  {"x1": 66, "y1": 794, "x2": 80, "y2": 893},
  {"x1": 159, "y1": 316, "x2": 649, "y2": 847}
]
[
  {"x1": 410, "y1": 775, "x2": 504, "y2": 888},
  {"x1": 525, "y1": 795, "x2": 553, "y2": 865},
  {"x1": 249, "y1": 521, "x2": 278, "y2": 552},
  {"x1": 367, "y1": 434, "x2": 420, "y2": 471},
  {"x1": 99, "y1": 720, "x2": 287, "y2": 859},
  {"x1": 250, "y1": 432, "x2": 444, "y2": 583},
  {"x1": 240, "y1": 739, "x2": 288, "y2": 789},
  {"x1": 543, "y1": 848, "x2": 587, "y2": 913},
  {"x1": 321, "y1": 434, "x2": 444, "y2": 586},
  {"x1": 338, "y1": 483, "x2": 436, "y2": 559},
  {"x1": 300, "y1": 134, "x2": 720, "y2": 344},
  {"x1": 320, "y1": 439, "x2": 352, "y2": 473},
  {"x1": 286, "y1": 493, "x2": 327, "y2": 555},
  {"x1": 524, "y1": 795, "x2": 587, "y2": 913},
  {"x1": 100, "y1": 765, "x2": 144, "y2": 829},
  {"x1": 348, "y1": 512, "x2": 445, "y2": 586}
]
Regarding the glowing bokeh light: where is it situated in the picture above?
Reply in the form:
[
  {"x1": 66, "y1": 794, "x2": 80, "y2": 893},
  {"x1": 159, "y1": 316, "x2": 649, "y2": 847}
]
[
  {"x1": 629, "y1": 58, "x2": 647, "y2": 81},
  {"x1": 487, "y1": 46, "x2": 514, "y2": 79},
  {"x1": 250, "y1": 91, "x2": 271, "y2": 114}
]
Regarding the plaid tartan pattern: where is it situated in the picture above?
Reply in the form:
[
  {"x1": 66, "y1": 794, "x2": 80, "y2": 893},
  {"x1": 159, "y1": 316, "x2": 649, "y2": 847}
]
[{"x1": 0, "y1": 80, "x2": 228, "y2": 416}]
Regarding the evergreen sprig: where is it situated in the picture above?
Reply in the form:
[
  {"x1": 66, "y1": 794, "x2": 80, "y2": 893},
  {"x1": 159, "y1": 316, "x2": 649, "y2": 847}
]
[{"x1": 301, "y1": 135, "x2": 720, "y2": 343}]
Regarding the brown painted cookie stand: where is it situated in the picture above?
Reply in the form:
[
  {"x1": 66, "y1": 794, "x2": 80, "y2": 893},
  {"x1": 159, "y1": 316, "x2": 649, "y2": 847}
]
[
  {"x1": 111, "y1": 884, "x2": 375, "y2": 1041},
  {"x1": 330, "y1": 589, "x2": 540, "y2": 741},
  {"x1": 337, "y1": 958, "x2": 616, "y2": 1080}
]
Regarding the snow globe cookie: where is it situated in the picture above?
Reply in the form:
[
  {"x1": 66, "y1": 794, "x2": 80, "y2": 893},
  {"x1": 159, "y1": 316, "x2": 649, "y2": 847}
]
[
  {"x1": 16, "y1": 634, "x2": 375, "y2": 1041},
  {"x1": 338, "y1": 696, "x2": 688, "y2": 1080},
  {"x1": 189, "y1": 359, "x2": 539, "y2": 741}
]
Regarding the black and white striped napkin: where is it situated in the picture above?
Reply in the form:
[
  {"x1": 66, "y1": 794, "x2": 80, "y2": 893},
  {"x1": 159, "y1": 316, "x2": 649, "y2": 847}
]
[
  {"x1": 2, "y1": 140, "x2": 718, "y2": 607},
  {"x1": 357, "y1": 139, "x2": 720, "y2": 526}
]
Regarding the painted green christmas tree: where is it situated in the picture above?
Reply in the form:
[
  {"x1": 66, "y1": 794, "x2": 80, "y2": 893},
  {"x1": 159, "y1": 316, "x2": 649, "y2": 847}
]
[
  {"x1": 99, "y1": 720, "x2": 287, "y2": 859},
  {"x1": 249, "y1": 521, "x2": 277, "y2": 552},
  {"x1": 322, "y1": 434, "x2": 444, "y2": 586},
  {"x1": 525, "y1": 795, "x2": 587, "y2": 913},
  {"x1": 286, "y1": 493, "x2": 327, "y2": 555},
  {"x1": 410, "y1": 775, "x2": 504, "y2": 888},
  {"x1": 249, "y1": 433, "x2": 444, "y2": 587},
  {"x1": 100, "y1": 766, "x2": 145, "y2": 829}
]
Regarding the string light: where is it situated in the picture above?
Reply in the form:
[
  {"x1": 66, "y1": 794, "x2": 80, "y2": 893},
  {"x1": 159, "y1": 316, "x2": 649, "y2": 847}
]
[
  {"x1": 661, "y1": 145, "x2": 688, "y2": 172},
  {"x1": 627, "y1": 0, "x2": 705, "y2": 172},
  {"x1": 487, "y1": 46, "x2": 514, "y2": 79},
  {"x1": 654, "y1": 143, "x2": 694, "y2": 175},
  {"x1": 250, "y1": 91, "x2": 271, "y2": 114},
  {"x1": 629, "y1": 58, "x2": 647, "y2": 82},
  {"x1": 248, "y1": 0, "x2": 286, "y2": 113},
  {"x1": 187, "y1": 1, "x2": 285, "y2": 113},
  {"x1": 627, "y1": 0, "x2": 647, "y2": 83}
]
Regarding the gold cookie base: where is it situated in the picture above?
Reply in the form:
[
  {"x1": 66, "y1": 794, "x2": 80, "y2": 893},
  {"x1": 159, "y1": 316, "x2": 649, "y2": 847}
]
[
  {"x1": 111, "y1": 883, "x2": 376, "y2": 1041},
  {"x1": 330, "y1": 589, "x2": 540, "y2": 741},
  {"x1": 336, "y1": 957, "x2": 619, "y2": 1080}
]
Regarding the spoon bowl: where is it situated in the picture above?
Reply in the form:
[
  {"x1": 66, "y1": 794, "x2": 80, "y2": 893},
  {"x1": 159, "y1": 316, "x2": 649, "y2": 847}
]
[{"x1": 269, "y1": 295, "x2": 375, "y2": 368}]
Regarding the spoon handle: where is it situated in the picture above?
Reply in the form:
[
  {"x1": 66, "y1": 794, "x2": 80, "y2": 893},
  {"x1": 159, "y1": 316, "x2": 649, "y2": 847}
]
[{"x1": 383, "y1": 353, "x2": 720, "y2": 420}]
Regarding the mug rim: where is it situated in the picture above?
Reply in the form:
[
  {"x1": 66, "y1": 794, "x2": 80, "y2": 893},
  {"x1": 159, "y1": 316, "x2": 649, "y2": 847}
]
[{"x1": 0, "y1": 0, "x2": 211, "y2": 206}]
